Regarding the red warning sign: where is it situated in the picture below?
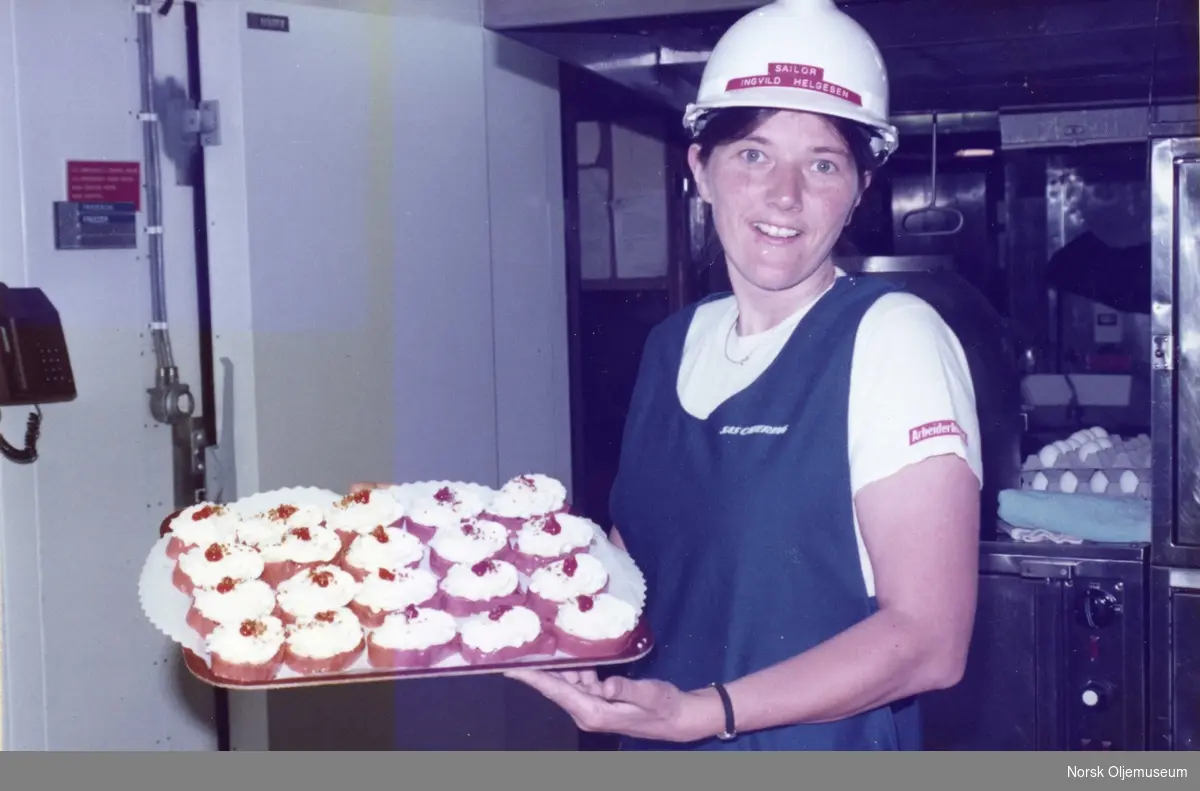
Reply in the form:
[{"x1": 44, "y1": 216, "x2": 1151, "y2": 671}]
[
  {"x1": 725, "y1": 63, "x2": 863, "y2": 107},
  {"x1": 67, "y1": 160, "x2": 141, "y2": 210}
]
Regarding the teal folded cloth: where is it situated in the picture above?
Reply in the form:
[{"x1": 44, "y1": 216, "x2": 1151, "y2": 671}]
[{"x1": 997, "y1": 489, "x2": 1151, "y2": 544}]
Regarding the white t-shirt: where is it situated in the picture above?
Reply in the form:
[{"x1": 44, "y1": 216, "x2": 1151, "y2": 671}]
[{"x1": 677, "y1": 272, "x2": 983, "y2": 596}]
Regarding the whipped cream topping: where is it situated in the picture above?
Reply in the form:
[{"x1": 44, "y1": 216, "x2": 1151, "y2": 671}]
[
  {"x1": 276, "y1": 565, "x2": 359, "y2": 618},
  {"x1": 325, "y1": 490, "x2": 404, "y2": 533},
  {"x1": 235, "y1": 517, "x2": 289, "y2": 549},
  {"x1": 260, "y1": 525, "x2": 342, "y2": 565},
  {"x1": 207, "y1": 616, "x2": 285, "y2": 664},
  {"x1": 555, "y1": 593, "x2": 638, "y2": 641},
  {"x1": 514, "y1": 513, "x2": 595, "y2": 559},
  {"x1": 192, "y1": 578, "x2": 277, "y2": 625},
  {"x1": 259, "y1": 503, "x2": 327, "y2": 530},
  {"x1": 371, "y1": 606, "x2": 458, "y2": 651},
  {"x1": 429, "y1": 519, "x2": 508, "y2": 564},
  {"x1": 353, "y1": 566, "x2": 440, "y2": 612},
  {"x1": 407, "y1": 485, "x2": 489, "y2": 529},
  {"x1": 285, "y1": 608, "x2": 364, "y2": 660},
  {"x1": 178, "y1": 542, "x2": 265, "y2": 589},
  {"x1": 345, "y1": 527, "x2": 424, "y2": 570},
  {"x1": 440, "y1": 559, "x2": 520, "y2": 601},
  {"x1": 169, "y1": 503, "x2": 240, "y2": 547},
  {"x1": 460, "y1": 606, "x2": 543, "y2": 653},
  {"x1": 528, "y1": 553, "x2": 609, "y2": 602},
  {"x1": 487, "y1": 474, "x2": 567, "y2": 519}
]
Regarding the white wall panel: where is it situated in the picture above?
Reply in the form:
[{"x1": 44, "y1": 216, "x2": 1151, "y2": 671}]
[
  {"x1": 0, "y1": 0, "x2": 215, "y2": 750},
  {"x1": 199, "y1": 0, "x2": 573, "y2": 750}
]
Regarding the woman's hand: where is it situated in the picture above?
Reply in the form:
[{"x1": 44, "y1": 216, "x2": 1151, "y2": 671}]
[{"x1": 504, "y1": 668, "x2": 721, "y2": 743}]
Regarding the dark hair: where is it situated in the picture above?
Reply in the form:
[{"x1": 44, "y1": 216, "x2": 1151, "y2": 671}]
[{"x1": 692, "y1": 107, "x2": 878, "y2": 182}]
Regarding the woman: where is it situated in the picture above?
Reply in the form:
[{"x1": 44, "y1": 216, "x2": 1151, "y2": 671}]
[{"x1": 504, "y1": 0, "x2": 982, "y2": 750}]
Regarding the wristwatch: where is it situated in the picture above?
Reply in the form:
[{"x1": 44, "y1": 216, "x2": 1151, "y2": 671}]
[{"x1": 710, "y1": 682, "x2": 738, "y2": 741}]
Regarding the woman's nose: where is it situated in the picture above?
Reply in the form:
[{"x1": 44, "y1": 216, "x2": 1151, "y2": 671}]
[{"x1": 765, "y1": 166, "x2": 805, "y2": 211}]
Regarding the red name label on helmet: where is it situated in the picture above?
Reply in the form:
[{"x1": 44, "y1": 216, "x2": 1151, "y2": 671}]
[{"x1": 725, "y1": 62, "x2": 863, "y2": 107}]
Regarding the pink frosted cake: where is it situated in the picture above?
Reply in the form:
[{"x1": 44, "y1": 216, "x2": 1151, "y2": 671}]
[
  {"x1": 509, "y1": 513, "x2": 596, "y2": 574},
  {"x1": 166, "y1": 503, "x2": 240, "y2": 559},
  {"x1": 526, "y1": 553, "x2": 609, "y2": 619},
  {"x1": 427, "y1": 518, "x2": 509, "y2": 575},
  {"x1": 275, "y1": 564, "x2": 359, "y2": 624},
  {"x1": 366, "y1": 604, "x2": 460, "y2": 669},
  {"x1": 237, "y1": 503, "x2": 325, "y2": 549},
  {"x1": 206, "y1": 616, "x2": 287, "y2": 683},
  {"x1": 174, "y1": 541, "x2": 265, "y2": 596},
  {"x1": 404, "y1": 485, "x2": 489, "y2": 542},
  {"x1": 283, "y1": 608, "x2": 365, "y2": 675},
  {"x1": 349, "y1": 565, "x2": 441, "y2": 628},
  {"x1": 325, "y1": 489, "x2": 405, "y2": 549},
  {"x1": 459, "y1": 605, "x2": 555, "y2": 664},
  {"x1": 187, "y1": 577, "x2": 278, "y2": 638},
  {"x1": 482, "y1": 474, "x2": 568, "y2": 531},
  {"x1": 552, "y1": 593, "x2": 639, "y2": 658},
  {"x1": 341, "y1": 525, "x2": 424, "y2": 581},
  {"x1": 439, "y1": 559, "x2": 525, "y2": 617},
  {"x1": 259, "y1": 525, "x2": 343, "y2": 587}
]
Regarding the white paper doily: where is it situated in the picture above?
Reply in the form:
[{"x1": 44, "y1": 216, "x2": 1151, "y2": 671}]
[{"x1": 139, "y1": 498, "x2": 646, "y2": 677}]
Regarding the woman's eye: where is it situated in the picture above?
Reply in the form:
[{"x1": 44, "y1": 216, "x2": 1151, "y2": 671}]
[
  {"x1": 812, "y1": 159, "x2": 838, "y2": 174},
  {"x1": 739, "y1": 149, "x2": 765, "y2": 164}
]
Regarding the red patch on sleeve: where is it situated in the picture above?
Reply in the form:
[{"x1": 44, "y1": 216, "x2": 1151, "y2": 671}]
[{"x1": 909, "y1": 420, "x2": 967, "y2": 446}]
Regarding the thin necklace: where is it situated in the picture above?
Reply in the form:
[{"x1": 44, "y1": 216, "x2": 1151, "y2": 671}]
[{"x1": 724, "y1": 316, "x2": 754, "y2": 365}]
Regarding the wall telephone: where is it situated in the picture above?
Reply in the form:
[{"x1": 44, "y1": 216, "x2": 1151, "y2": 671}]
[{"x1": 0, "y1": 283, "x2": 76, "y2": 463}]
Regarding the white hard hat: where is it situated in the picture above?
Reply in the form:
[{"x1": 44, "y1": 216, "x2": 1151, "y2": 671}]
[{"x1": 683, "y1": 0, "x2": 899, "y2": 164}]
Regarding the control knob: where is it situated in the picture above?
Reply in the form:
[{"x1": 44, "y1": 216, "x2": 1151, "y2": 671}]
[
  {"x1": 1078, "y1": 586, "x2": 1121, "y2": 629},
  {"x1": 1080, "y1": 681, "x2": 1115, "y2": 710}
]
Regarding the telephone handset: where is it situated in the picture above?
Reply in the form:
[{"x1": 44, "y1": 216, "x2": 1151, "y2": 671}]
[{"x1": 0, "y1": 283, "x2": 76, "y2": 463}]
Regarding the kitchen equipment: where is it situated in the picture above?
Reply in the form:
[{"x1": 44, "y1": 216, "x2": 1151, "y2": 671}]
[
  {"x1": 900, "y1": 114, "x2": 965, "y2": 236},
  {"x1": 922, "y1": 540, "x2": 1147, "y2": 751}
]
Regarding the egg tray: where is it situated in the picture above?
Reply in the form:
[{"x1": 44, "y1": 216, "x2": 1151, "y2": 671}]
[{"x1": 1019, "y1": 468, "x2": 1151, "y2": 499}]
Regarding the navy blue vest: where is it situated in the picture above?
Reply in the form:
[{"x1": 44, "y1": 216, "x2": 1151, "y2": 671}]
[{"x1": 609, "y1": 275, "x2": 922, "y2": 751}]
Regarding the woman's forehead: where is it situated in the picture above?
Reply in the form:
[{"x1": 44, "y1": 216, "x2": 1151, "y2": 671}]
[{"x1": 726, "y1": 110, "x2": 845, "y2": 152}]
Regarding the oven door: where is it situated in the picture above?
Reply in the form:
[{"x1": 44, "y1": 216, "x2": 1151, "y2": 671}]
[
  {"x1": 1151, "y1": 136, "x2": 1200, "y2": 568},
  {"x1": 922, "y1": 542, "x2": 1147, "y2": 751},
  {"x1": 1149, "y1": 567, "x2": 1200, "y2": 750}
]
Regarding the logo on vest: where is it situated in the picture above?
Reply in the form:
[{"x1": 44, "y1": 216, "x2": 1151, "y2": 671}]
[
  {"x1": 719, "y1": 424, "x2": 789, "y2": 436},
  {"x1": 909, "y1": 420, "x2": 966, "y2": 446}
]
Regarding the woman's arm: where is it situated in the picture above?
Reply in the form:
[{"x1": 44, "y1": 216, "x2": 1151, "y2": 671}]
[{"x1": 682, "y1": 453, "x2": 978, "y2": 735}]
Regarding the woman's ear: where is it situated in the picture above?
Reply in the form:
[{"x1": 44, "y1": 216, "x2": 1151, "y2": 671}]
[
  {"x1": 845, "y1": 170, "x2": 873, "y2": 226},
  {"x1": 687, "y1": 143, "x2": 713, "y2": 204}
]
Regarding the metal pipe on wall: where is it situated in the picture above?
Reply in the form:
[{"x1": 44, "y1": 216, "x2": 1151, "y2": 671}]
[{"x1": 135, "y1": 0, "x2": 195, "y2": 426}]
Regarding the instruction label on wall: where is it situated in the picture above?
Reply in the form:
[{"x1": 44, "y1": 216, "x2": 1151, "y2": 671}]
[{"x1": 67, "y1": 161, "x2": 141, "y2": 211}]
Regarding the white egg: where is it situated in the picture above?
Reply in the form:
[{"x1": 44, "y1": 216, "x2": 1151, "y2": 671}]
[
  {"x1": 1071, "y1": 430, "x2": 1094, "y2": 444},
  {"x1": 1060, "y1": 471, "x2": 1079, "y2": 493},
  {"x1": 1090, "y1": 426, "x2": 1109, "y2": 438},
  {"x1": 1090, "y1": 471, "x2": 1110, "y2": 494},
  {"x1": 1032, "y1": 472, "x2": 1050, "y2": 491},
  {"x1": 1119, "y1": 470, "x2": 1140, "y2": 494},
  {"x1": 1096, "y1": 437, "x2": 1114, "y2": 450},
  {"x1": 1077, "y1": 441, "x2": 1102, "y2": 464},
  {"x1": 1065, "y1": 437, "x2": 1083, "y2": 450},
  {"x1": 1038, "y1": 445, "x2": 1060, "y2": 468},
  {"x1": 1055, "y1": 440, "x2": 1072, "y2": 453}
]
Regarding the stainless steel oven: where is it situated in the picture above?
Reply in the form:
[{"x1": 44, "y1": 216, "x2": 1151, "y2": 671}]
[
  {"x1": 1150, "y1": 136, "x2": 1200, "y2": 569},
  {"x1": 922, "y1": 540, "x2": 1147, "y2": 751},
  {"x1": 1149, "y1": 568, "x2": 1200, "y2": 750}
]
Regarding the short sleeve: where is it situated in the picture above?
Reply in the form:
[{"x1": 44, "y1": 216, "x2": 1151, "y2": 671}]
[{"x1": 847, "y1": 293, "x2": 984, "y2": 495}]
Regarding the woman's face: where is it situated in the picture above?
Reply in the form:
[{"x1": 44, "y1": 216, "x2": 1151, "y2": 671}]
[{"x1": 688, "y1": 110, "x2": 868, "y2": 294}]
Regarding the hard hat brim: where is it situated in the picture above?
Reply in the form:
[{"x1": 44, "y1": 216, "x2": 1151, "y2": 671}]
[{"x1": 684, "y1": 86, "x2": 899, "y2": 163}]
